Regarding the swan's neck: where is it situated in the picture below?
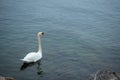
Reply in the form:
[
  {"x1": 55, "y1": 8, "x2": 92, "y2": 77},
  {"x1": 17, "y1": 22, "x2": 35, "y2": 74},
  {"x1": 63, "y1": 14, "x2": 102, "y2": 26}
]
[{"x1": 38, "y1": 35, "x2": 42, "y2": 53}]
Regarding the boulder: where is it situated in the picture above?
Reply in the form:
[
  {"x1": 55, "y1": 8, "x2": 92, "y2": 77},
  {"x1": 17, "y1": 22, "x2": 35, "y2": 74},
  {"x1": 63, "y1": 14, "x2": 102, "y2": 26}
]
[{"x1": 0, "y1": 76, "x2": 15, "y2": 80}]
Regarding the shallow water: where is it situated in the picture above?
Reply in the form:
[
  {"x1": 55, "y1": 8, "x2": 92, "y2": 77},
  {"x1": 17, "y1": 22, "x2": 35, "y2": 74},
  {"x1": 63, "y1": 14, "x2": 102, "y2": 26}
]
[{"x1": 0, "y1": 0, "x2": 120, "y2": 80}]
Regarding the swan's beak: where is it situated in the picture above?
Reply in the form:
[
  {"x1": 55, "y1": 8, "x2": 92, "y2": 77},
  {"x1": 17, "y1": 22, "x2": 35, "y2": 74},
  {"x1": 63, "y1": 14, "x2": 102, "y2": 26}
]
[{"x1": 42, "y1": 32, "x2": 44, "y2": 36}]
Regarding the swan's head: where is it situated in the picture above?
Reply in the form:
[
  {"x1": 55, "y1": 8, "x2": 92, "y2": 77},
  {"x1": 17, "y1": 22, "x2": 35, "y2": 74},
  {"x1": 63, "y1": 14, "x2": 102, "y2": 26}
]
[{"x1": 38, "y1": 32, "x2": 44, "y2": 36}]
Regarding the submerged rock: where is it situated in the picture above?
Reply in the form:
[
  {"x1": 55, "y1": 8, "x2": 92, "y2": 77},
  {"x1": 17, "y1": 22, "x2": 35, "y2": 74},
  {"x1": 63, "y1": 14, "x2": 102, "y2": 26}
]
[
  {"x1": 91, "y1": 70, "x2": 120, "y2": 80},
  {"x1": 0, "y1": 76, "x2": 15, "y2": 80}
]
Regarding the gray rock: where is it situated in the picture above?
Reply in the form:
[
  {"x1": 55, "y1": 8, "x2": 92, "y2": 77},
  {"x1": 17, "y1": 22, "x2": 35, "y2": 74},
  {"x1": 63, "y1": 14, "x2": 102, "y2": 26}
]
[{"x1": 91, "y1": 70, "x2": 120, "y2": 80}]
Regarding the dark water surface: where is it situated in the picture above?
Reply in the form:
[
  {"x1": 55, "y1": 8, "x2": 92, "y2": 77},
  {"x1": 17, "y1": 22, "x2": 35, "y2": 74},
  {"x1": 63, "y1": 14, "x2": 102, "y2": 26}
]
[{"x1": 0, "y1": 0, "x2": 120, "y2": 80}]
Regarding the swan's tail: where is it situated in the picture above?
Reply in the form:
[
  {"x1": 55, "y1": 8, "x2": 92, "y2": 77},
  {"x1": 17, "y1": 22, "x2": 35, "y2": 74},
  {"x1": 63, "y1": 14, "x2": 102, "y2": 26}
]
[{"x1": 20, "y1": 59, "x2": 25, "y2": 61}]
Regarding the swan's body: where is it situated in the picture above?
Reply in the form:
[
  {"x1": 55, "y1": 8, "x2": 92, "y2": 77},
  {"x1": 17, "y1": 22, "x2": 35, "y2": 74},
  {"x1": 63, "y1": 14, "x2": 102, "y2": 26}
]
[
  {"x1": 21, "y1": 52, "x2": 42, "y2": 62},
  {"x1": 21, "y1": 32, "x2": 44, "y2": 63}
]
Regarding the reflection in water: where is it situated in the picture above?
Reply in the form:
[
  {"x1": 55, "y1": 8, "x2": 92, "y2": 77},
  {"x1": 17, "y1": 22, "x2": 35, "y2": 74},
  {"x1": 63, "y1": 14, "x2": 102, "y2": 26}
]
[{"x1": 20, "y1": 60, "x2": 43, "y2": 76}]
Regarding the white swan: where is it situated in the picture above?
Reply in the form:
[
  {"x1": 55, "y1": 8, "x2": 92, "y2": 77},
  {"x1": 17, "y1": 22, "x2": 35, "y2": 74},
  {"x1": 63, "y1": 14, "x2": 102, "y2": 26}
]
[{"x1": 21, "y1": 32, "x2": 44, "y2": 63}]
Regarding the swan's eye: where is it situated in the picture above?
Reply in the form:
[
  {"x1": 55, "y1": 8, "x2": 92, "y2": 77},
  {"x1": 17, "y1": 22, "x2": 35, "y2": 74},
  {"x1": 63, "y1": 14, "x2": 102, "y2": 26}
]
[{"x1": 42, "y1": 32, "x2": 44, "y2": 35}]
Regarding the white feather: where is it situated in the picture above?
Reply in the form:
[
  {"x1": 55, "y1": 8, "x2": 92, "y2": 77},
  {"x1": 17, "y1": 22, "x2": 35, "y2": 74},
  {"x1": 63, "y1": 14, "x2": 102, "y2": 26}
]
[{"x1": 21, "y1": 52, "x2": 42, "y2": 62}]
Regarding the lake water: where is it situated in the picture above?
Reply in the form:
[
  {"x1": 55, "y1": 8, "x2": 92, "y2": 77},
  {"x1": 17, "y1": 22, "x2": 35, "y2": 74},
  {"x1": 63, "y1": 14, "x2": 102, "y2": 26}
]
[{"x1": 0, "y1": 0, "x2": 120, "y2": 80}]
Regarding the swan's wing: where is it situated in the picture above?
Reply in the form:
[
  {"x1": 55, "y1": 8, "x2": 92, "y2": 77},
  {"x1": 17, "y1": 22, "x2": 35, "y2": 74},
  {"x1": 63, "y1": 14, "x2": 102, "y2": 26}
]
[{"x1": 21, "y1": 52, "x2": 41, "y2": 62}]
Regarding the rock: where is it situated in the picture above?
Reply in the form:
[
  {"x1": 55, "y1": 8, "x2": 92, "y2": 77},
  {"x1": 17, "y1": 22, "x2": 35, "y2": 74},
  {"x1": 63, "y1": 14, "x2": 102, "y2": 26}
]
[
  {"x1": 91, "y1": 70, "x2": 120, "y2": 80},
  {"x1": 0, "y1": 76, "x2": 15, "y2": 80}
]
